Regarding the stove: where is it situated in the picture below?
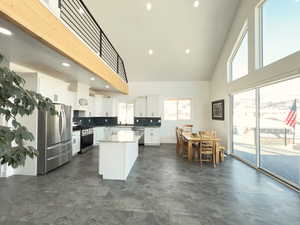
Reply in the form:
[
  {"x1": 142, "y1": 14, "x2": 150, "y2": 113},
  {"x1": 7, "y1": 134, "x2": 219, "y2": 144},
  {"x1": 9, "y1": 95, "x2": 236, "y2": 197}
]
[{"x1": 80, "y1": 127, "x2": 94, "y2": 153}]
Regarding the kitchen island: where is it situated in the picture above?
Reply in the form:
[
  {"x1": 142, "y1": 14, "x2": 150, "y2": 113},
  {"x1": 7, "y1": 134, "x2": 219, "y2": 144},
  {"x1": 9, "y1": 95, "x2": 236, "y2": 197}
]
[{"x1": 98, "y1": 130, "x2": 143, "y2": 180}]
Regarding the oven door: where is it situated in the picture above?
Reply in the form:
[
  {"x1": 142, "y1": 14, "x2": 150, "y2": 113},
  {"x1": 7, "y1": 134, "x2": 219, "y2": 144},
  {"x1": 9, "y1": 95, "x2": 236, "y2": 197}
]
[{"x1": 80, "y1": 132, "x2": 94, "y2": 150}]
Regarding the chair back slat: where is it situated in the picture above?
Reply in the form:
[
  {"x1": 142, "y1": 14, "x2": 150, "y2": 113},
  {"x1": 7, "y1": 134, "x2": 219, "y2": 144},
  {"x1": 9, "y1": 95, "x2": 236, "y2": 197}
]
[{"x1": 182, "y1": 124, "x2": 193, "y2": 133}]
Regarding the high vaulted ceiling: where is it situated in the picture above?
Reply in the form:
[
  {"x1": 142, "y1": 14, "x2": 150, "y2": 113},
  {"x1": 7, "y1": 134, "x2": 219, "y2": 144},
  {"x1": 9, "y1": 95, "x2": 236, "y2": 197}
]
[{"x1": 83, "y1": 0, "x2": 240, "y2": 81}]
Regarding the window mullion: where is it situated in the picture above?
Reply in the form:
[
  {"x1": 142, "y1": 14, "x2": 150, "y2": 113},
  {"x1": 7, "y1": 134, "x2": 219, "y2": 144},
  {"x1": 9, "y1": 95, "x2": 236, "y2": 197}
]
[
  {"x1": 255, "y1": 88, "x2": 261, "y2": 168},
  {"x1": 177, "y1": 100, "x2": 179, "y2": 120}
]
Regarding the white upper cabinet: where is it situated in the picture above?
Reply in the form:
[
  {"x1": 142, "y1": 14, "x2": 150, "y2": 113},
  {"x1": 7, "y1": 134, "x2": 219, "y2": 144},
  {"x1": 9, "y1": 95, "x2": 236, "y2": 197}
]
[
  {"x1": 147, "y1": 96, "x2": 160, "y2": 117},
  {"x1": 93, "y1": 95, "x2": 104, "y2": 117},
  {"x1": 70, "y1": 82, "x2": 90, "y2": 111},
  {"x1": 135, "y1": 97, "x2": 147, "y2": 117},
  {"x1": 102, "y1": 97, "x2": 117, "y2": 117},
  {"x1": 88, "y1": 96, "x2": 95, "y2": 117}
]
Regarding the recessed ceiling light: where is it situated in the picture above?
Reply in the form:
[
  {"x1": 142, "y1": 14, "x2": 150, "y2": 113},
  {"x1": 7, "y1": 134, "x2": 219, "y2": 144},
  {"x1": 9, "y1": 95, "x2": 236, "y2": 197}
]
[
  {"x1": 0, "y1": 27, "x2": 12, "y2": 36},
  {"x1": 148, "y1": 49, "x2": 154, "y2": 55},
  {"x1": 185, "y1": 49, "x2": 191, "y2": 54},
  {"x1": 62, "y1": 62, "x2": 70, "y2": 67},
  {"x1": 79, "y1": 7, "x2": 85, "y2": 15},
  {"x1": 146, "y1": 2, "x2": 152, "y2": 11},
  {"x1": 193, "y1": 0, "x2": 200, "y2": 8},
  {"x1": 105, "y1": 85, "x2": 110, "y2": 89},
  {"x1": 90, "y1": 77, "x2": 95, "y2": 81}
]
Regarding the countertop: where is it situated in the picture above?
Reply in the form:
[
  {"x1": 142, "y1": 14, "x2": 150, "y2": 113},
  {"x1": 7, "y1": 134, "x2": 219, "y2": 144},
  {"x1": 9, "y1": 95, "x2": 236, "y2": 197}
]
[
  {"x1": 94, "y1": 125, "x2": 160, "y2": 128},
  {"x1": 99, "y1": 130, "x2": 144, "y2": 143}
]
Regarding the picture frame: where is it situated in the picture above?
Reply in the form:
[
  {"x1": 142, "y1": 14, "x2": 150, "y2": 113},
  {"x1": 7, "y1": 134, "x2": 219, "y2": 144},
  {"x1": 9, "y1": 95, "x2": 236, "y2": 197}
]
[{"x1": 212, "y1": 100, "x2": 225, "y2": 121}]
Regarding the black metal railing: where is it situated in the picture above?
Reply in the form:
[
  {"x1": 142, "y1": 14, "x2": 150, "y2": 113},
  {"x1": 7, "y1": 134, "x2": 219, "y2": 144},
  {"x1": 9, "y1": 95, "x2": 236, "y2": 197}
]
[{"x1": 58, "y1": 0, "x2": 128, "y2": 83}]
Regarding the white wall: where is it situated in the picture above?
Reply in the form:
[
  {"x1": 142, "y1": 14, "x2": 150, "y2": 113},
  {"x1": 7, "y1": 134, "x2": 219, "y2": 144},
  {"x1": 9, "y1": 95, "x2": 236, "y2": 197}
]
[
  {"x1": 6, "y1": 63, "x2": 75, "y2": 176},
  {"x1": 210, "y1": 0, "x2": 300, "y2": 149},
  {"x1": 13, "y1": 73, "x2": 39, "y2": 176},
  {"x1": 38, "y1": 73, "x2": 74, "y2": 105},
  {"x1": 123, "y1": 81, "x2": 211, "y2": 143}
]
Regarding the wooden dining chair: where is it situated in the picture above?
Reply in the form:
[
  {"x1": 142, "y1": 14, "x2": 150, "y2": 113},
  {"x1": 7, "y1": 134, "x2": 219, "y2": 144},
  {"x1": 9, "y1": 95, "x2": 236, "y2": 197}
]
[
  {"x1": 182, "y1": 124, "x2": 193, "y2": 133},
  {"x1": 199, "y1": 130, "x2": 216, "y2": 138},
  {"x1": 216, "y1": 142, "x2": 225, "y2": 164},
  {"x1": 178, "y1": 128, "x2": 196, "y2": 159},
  {"x1": 199, "y1": 140, "x2": 216, "y2": 168},
  {"x1": 180, "y1": 129, "x2": 190, "y2": 158},
  {"x1": 176, "y1": 127, "x2": 182, "y2": 155}
]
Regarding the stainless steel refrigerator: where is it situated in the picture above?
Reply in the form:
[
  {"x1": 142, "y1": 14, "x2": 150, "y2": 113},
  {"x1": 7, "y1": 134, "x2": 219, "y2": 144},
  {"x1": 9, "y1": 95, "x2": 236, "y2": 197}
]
[{"x1": 37, "y1": 103, "x2": 72, "y2": 175}]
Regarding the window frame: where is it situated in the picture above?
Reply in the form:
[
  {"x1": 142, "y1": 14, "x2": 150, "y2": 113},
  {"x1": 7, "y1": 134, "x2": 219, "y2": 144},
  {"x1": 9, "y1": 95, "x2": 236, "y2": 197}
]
[
  {"x1": 227, "y1": 21, "x2": 249, "y2": 82},
  {"x1": 255, "y1": 0, "x2": 265, "y2": 69},
  {"x1": 257, "y1": 0, "x2": 300, "y2": 68},
  {"x1": 230, "y1": 74, "x2": 300, "y2": 189},
  {"x1": 163, "y1": 98, "x2": 192, "y2": 121},
  {"x1": 118, "y1": 102, "x2": 134, "y2": 125}
]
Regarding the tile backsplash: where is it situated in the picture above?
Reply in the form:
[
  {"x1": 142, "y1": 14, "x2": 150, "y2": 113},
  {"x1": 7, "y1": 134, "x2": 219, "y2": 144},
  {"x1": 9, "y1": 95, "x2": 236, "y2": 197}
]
[
  {"x1": 73, "y1": 117, "x2": 118, "y2": 127},
  {"x1": 93, "y1": 117, "x2": 118, "y2": 126},
  {"x1": 73, "y1": 116, "x2": 161, "y2": 127},
  {"x1": 134, "y1": 117, "x2": 161, "y2": 127}
]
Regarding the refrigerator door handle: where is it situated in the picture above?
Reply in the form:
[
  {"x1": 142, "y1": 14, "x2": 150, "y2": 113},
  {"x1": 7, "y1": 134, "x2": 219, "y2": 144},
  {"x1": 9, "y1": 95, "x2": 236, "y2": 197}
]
[
  {"x1": 59, "y1": 109, "x2": 64, "y2": 138},
  {"x1": 61, "y1": 109, "x2": 65, "y2": 138}
]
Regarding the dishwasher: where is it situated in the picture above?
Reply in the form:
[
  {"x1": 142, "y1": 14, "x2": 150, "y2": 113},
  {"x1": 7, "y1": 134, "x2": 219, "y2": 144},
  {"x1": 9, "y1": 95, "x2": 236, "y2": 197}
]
[{"x1": 132, "y1": 127, "x2": 145, "y2": 145}]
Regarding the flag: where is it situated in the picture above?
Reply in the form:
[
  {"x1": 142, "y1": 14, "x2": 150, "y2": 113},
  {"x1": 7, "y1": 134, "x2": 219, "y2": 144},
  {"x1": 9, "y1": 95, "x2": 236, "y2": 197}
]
[{"x1": 285, "y1": 99, "x2": 297, "y2": 128}]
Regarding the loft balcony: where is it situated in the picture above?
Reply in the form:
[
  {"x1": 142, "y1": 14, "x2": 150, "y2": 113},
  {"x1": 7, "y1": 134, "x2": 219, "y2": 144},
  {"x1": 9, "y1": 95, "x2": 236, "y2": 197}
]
[{"x1": 0, "y1": 0, "x2": 128, "y2": 94}]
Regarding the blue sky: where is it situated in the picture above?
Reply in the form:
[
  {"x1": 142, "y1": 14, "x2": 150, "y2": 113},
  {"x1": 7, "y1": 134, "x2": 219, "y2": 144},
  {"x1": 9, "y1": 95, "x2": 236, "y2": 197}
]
[{"x1": 263, "y1": 0, "x2": 300, "y2": 65}]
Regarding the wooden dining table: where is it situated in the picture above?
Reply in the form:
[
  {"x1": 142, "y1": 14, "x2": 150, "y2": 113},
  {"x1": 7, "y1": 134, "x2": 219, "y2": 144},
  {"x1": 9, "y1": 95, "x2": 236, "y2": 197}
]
[{"x1": 181, "y1": 132, "x2": 220, "y2": 162}]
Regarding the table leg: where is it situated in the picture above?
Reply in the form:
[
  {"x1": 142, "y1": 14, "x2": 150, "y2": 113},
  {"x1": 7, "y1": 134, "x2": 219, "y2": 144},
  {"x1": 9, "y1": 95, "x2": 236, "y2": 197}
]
[
  {"x1": 215, "y1": 146, "x2": 220, "y2": 165},
  {"x1": 176, "y1": 140, "x2": 181, "y2": 155},
  {"x1": 188, "y1": 141, "x2": 193, "y2": 161},
  {"x1": 213, "y1": 141, "x2": 216, "y2": 168}
]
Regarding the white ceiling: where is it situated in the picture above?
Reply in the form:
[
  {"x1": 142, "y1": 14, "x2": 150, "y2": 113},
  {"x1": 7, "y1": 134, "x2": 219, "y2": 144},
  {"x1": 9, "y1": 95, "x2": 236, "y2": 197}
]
[
  {"x1": 0, "y1": 19, "x2": 119, "y2": 93},
  {"x1": 83, "y1": 0, "x2": 240, "y2": 81}
]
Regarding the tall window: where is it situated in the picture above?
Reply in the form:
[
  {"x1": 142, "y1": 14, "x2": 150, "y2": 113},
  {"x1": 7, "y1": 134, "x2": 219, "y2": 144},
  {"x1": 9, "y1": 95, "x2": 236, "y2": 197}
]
[
  {"x1": 232, "y1": 90, "x2": 257, "y2": 165},
  {"x1": 260, "y1": 0, "x2": 300, "y2": 66},
  {"x1": 118, "y1": 103, "x2": 134, "y2": 125},
  {"x1": 260, "y1": 78, "x2": 300, "y2": 187},
  {"x1": 229, "y1": 26, "x2": 249, "y2": 81},
  {"x1": 164, "y1": 99, "x2": 191, "y2": 120},
  {"x1": 231, "y1": 77, "x2": 300, "y2": 188}
]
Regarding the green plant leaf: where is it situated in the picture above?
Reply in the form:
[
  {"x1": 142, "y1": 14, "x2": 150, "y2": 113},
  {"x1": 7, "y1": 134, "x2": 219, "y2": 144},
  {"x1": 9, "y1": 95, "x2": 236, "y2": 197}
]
[{"x1": 0, "y1": 53, "x2": 57, "y2": 168}]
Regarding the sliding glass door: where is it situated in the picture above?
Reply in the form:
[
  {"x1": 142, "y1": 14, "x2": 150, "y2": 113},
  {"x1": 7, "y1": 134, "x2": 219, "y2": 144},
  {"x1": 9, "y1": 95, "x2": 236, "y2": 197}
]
[
  {"x1": 232, "y1": 90, "x2": 257, "y2": 165},
  {"x1": 260, "y1": 78, "x2": 300, "y2": 187},
  {"x1": 232, "y1": 77, "x2": 300, "y2": 188}
]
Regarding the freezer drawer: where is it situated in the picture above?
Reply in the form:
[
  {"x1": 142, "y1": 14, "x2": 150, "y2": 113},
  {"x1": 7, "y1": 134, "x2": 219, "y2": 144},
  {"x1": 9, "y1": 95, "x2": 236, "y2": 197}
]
[
  {"x1": 43, "y1": 140, "x2": 72, "y2": 174},
  {"x1": 46, "y1": 151, "x2": 72, "y2": 172}
]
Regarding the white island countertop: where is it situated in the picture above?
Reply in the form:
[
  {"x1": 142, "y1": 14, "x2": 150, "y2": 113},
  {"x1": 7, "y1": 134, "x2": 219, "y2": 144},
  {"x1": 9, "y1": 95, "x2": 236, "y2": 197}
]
[
  {"x1": 99, "y1": 130, "x2": 143, "y2": 143},
  {"x1": 99, "y1": 130, "x2": 142, "y2": 180}
]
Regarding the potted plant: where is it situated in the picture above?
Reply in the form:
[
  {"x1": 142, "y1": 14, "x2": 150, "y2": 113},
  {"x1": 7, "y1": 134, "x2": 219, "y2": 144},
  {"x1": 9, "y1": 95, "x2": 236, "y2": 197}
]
[{"x1": 0, "y1": 54, "x2": 56, "y2": 169}]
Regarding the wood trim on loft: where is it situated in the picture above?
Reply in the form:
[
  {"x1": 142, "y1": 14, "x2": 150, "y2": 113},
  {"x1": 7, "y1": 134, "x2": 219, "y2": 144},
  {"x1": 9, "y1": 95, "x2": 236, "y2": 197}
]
[{"x1": 0, "y1": 0, "x2": 128, "y2": 94}]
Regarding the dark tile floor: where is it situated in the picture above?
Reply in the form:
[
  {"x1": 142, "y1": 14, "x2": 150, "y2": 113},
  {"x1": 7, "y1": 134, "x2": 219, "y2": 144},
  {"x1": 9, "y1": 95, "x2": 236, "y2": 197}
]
[{"x1": 0, "y1": 144, "x2": 300, "y2": 225}]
